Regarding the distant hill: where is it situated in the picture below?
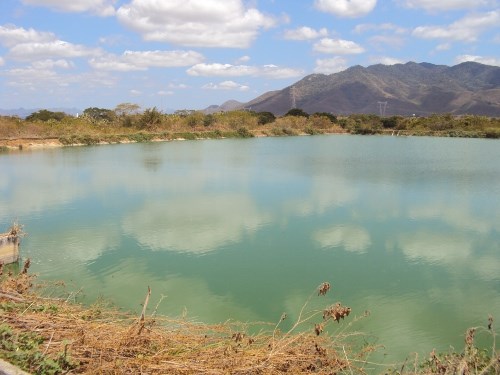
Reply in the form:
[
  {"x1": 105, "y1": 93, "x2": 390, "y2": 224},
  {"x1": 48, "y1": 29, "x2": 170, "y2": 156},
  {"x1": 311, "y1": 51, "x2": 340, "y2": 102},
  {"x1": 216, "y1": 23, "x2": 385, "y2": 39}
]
[
  {"x1": 0, "y1": 108, "x2": 82, "y2": 118},
  {"x1": 202, "y1": 100, "x2": 244, "y2": 114},
  {"x1": 241, "y1": 62, "x2": 500, "y2": 116}
]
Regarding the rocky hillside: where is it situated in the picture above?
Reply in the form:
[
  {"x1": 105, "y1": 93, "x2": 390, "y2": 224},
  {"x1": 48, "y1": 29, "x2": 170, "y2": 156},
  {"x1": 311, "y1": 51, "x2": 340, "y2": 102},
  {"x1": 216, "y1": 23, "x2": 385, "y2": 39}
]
[{"x1": 242, "y1": 62, "x2": 500, "y2": 116}]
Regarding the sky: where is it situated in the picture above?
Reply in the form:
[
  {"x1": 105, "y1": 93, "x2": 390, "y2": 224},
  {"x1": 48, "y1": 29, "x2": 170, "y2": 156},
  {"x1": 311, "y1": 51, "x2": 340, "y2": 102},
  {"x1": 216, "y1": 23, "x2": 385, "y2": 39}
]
[{"x1": 0, "y1": 0, "x2": 499, "y2": 112}]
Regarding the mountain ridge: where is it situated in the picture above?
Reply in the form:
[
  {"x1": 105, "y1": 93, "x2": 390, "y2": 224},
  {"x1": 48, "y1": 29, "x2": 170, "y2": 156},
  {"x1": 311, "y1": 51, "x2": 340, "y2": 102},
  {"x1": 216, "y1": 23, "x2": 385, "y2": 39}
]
[{"x1": 240, "y1": 61, "x2": 500, "y2": 116}]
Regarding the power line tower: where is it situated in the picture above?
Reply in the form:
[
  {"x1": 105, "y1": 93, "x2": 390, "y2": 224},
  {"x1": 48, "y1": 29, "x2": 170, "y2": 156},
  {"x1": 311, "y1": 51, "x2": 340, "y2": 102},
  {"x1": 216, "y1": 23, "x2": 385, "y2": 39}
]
[
  {"x1": 377, "y1": 101, "x2": 388, "y2": 117},
  {"x1": 290, "y1": 86, "x2": 297, "y2": 109}
]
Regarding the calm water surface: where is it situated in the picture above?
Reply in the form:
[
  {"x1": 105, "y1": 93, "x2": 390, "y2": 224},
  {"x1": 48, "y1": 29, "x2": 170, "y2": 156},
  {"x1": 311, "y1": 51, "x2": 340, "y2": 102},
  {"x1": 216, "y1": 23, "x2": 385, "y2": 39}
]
[{"x1": 1, "y1": 135, "x2": 499, "y2": 364}]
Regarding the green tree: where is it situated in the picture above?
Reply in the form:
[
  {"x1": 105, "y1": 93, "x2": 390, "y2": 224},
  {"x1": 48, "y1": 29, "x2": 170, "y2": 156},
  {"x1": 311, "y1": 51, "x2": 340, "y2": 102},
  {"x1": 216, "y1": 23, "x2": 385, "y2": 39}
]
[
  {"x1": 313, "y1": 112, "x2": 337, "y2": 123},
  {"x1": 26, "y1": 110, "x2": 67, "y2": 122},
  {"x1": 114, "y1": 103, "x2": 140, "y2": 117},
  {"x1": 285, "y1": 108, "x2": 309, "y2": 118},
  {"x1": 257, "y1": 111, "x2": 276, "y2": 125},
  {"x1": 83, "y1": 107, "x2": 115, "y2": 123},
  {"x1": 140, "y1": 107, "x2": 162, "y2": 128}
]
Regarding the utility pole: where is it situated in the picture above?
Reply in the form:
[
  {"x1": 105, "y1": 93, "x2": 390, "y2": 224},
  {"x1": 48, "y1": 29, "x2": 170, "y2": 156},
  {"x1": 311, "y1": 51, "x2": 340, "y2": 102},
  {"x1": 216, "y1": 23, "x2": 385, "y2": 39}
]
[
  {"x1": 377, "y1": 101, "x2": 388, "y2": 117},
  {"x1": 290, "y1": 86, "x2": 297, "y2": 109}
]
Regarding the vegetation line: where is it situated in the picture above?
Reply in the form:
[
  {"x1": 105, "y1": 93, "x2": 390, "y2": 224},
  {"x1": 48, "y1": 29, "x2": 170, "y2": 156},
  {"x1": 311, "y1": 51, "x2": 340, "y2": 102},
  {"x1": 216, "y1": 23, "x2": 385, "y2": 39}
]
[{"x1": 1, "y1": 106, "x2": 499, "y2": 150}]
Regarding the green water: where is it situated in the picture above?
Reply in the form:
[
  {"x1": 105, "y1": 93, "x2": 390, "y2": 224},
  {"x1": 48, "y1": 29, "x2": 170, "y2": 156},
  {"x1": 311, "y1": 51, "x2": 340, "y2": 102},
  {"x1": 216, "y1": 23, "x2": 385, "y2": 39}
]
[{"x1": 1, "y1": 135, "x2": 499, "y2": 365}]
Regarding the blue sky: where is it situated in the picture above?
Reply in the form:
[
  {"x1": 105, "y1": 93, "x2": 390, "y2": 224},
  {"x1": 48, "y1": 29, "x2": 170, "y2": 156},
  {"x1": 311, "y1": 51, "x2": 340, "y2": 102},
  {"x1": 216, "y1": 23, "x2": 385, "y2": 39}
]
[{"x1": 1, "y1": 0, "x2": 499, "y2": 111}]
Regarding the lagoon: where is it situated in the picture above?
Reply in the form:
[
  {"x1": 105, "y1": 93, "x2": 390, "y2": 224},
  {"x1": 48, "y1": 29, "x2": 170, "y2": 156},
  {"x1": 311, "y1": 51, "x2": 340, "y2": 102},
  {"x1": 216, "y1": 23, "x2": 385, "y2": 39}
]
[{"x1": 1, "y1": 135, "x2": 499, "y2": 364}]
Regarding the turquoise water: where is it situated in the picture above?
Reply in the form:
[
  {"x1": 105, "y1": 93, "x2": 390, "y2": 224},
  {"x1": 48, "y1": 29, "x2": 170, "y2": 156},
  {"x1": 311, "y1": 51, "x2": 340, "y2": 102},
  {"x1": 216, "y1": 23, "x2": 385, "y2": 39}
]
[{"x1": 1, "y1": 135, "x2": 499, "y2": 365}]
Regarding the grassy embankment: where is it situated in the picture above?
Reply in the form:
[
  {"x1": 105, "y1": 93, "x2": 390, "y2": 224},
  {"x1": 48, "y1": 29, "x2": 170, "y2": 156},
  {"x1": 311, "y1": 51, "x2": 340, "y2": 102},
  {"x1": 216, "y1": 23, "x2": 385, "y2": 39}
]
[
  {"x1": 1, "y1": 110, "x2": 499, "y2": 151},
  {"x1": 0, "y1": 261, "x2": 498, "y2": 374}
]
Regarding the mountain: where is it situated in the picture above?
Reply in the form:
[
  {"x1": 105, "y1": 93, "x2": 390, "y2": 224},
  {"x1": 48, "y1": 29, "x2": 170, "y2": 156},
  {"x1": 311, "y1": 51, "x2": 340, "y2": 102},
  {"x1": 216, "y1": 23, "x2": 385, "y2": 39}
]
[
  {"x1": 202, "y1": 100, "x2": 244, "y2": 114},
  {"x1": 242, "y1": 62, "x2": 500, "y2": 116},
  {"x1": 0, "y1": 107, "x2": 82, "y2": 118}
]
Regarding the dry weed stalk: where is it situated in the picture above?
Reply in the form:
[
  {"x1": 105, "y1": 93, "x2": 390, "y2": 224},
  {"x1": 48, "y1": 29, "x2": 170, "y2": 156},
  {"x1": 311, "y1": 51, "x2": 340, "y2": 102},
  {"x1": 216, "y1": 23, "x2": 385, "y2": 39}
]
[{"x1": 0, "y1": 274, "x2": 370, "y2": 374}]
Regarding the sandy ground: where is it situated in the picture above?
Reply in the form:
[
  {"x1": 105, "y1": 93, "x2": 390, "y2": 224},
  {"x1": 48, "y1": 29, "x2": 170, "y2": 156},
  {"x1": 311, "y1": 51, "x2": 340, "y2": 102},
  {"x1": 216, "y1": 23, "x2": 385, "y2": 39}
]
[{"x1": 0, "y1": 138, "x2": 63, "y2": 150}]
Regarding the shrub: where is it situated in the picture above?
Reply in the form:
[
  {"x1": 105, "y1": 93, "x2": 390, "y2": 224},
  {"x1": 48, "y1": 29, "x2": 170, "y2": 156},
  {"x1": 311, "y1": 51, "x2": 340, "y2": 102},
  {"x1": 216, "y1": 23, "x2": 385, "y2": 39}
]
[{"x1": 284, "y1": 108, "x2": 309, "y2": 118}]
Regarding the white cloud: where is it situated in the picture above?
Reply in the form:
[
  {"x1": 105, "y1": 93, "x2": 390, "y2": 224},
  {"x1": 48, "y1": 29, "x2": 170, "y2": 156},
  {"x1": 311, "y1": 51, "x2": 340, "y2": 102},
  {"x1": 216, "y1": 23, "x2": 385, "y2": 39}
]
[
  {"x1": 168, "y1": 83, "x2": 189, "y2": 89},
  {"x1": 235, "y1": 55, "x2": 250, "y2": 64},
  {"x1": 284, "y1": 26, "x2": 328, "y2": 40},
  {"x1": 129, "y1": 89, "x2": 142, "y2": 96},
  {"x1": 0, "y1": 57, "x2": 4, "y2": 66},
  {"x1": 8, "y1": 40, "x2": 101, "y2": 61},
  {"x1": 21, "y1": 0, "x2": 116, "y2": 16},
  {"x1": 89, "y1": 50, "x2": 204, "y2": 71},
  {"x1": 202, "y1": 80, "x2": 250, "y2": 91},
  {"x1": 116, "y1": 0, "x2": 275, "y2": 48},
  {"x1": 315, "y1": 0, "x2": 377, "y2": 18},
  {"x1": 314, "y1": 57, "x2": 348, "y2": 74},
  {"x1": 369, "y1": 56, "x2": 404, "y2": 65},
  {"x1": 31, "y1": 59, "x2": 74, "y2": 69},
  {"x1": 157, "y1": 90, "x2": 174, "y2": 96},
  {"x1": 402, "y1": 0, "x2": 496, "y2": 11},
  {"x1": 353, "y1": 23, "x2": 407, "y2": 34},
  {"x1": 369, "y1": 35, "x2": 406, "y2": 49},
  {"x1": 412, "y1": 10, "x2": 500, "y2": 42},
  {"x1": 313, "y1": 38, "x2": 365, "y2": 54},
  {"x1": 0, "y1": 24, "x2": 56, "y2": 47},
  {"x1": 435, "y1": 43, "x2": 452, "y2": 51},
  {"x1": 455, "y1": 54, "x2": 500, "y2": 66},
  {"x1": 187, "y1": 63, "x2": 303, "y2": 79},
  {"x1": 314, "y1": 225, "x2": 372, "y2": 253}
]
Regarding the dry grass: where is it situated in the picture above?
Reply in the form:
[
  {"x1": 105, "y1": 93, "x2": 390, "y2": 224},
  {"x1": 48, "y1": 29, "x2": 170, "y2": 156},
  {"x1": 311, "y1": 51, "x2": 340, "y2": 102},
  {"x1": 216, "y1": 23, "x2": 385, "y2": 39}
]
[{"x1": 0, "y1": 265, "x2": 376, "y2": 374}]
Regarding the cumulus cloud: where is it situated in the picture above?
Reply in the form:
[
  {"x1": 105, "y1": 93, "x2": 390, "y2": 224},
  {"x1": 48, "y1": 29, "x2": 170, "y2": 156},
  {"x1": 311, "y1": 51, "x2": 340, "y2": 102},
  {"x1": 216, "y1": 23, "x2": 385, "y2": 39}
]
[
  {"x1": 21, "y1": 0, "x2": 116, "y2": 16},
  {"x1": 313, "y1": 38, "x2": 365, "y2": 54},
  {"x1": 314, "y1": 57, "x2": 348, "y2": 74},
  {"x1": 31, "y1": 59, "x2": 74, "y2": 69},
  {"x1": 89, "y1": 50, "x2": 204, "y2": 71},
  {"x1": 0, "y1": 24, "x2": 56, "y2": 47},
  {"x1": 315, "y1": 0, "x2": 377, "y2": 18},
  {"x1": 187, "y1": 63, "x2": 303, "y2": 79},
  {"x1": 284, "y1": 26, "x2": 328, "y2": 40},
  {"x1": 202, "y1": 81, "x2": 249, "y2": 91},
  {"x1": 412, "y1": 10, "x2": 500, "y2": 42},
  {"x1": 12, "y1": 42, "x2": 97, "y2": 61},
  {"x1": 368, "y1": 56, "x2": 404, "y2": 65},
  {"x1": 116, "y1": 0, "x2": 275, "y2": 48},
  {"x1": 455, "y1": 54, "x2": 500, "y2": 66},
  {"x1": 369, "y1": 35, "x2": 406, "y2": 49},
  {"x1": 8, "y1": 40, "x2": 101, "y2": 61},
  {"x1": 353, "y1": 23, "x2": 407, "y2": 35},
  {"x1": 402, "y1": 0, "x2": 496, "y2": 11}
]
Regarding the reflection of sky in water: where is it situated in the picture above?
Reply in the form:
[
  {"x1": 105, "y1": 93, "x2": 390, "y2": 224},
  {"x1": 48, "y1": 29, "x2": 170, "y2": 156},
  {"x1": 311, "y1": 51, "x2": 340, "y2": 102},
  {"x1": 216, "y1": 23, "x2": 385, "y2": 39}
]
[{"x1": 1, "y1": 135, "x2": 500, "y2": 365}]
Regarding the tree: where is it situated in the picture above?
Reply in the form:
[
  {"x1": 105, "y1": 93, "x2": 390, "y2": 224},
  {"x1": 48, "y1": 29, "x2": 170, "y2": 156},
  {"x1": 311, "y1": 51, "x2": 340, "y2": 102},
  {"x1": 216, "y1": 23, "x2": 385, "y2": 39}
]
[
  {"x1": 257, "y1": 111, "x2": 276, "y2": 125},
  {"x1": 26, "y1": 110, "x2": 67, "y2": 122},
  {"x1": 313, "y1": 112, "x2": 337, "y2": 123},
  {"x1": 139, "y1": 107, "x2": 162, "y2": 128},
  {"x1": 83, "y1": 107, "x2": 115, "y2": 123},
  {"x1": 285, "y1": 108, "x2": 309, "y2": 118},
  {"x1": 114, "y1": 103, "x2": 141, "y2": 117}
]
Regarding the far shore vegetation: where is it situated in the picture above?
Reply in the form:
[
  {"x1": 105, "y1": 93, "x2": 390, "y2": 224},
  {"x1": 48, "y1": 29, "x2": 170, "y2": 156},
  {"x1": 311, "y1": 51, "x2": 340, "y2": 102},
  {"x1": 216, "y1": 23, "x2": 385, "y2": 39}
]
[{"x1": 1, "y1": 104, "x2": 499, "y2": 150}]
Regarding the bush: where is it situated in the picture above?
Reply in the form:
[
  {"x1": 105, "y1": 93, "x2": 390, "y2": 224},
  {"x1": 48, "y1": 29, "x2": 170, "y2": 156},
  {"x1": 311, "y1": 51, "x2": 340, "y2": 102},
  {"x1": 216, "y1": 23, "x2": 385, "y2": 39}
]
[
  {"x1": 257, "y1": 112, "x2": 276, "y2": 125},
  {"x1": 139, "y1": 107, "x2": 162, "y2": 128},
  {"x1": 26, "y1": 110, "x2": 67, "y2": 122},
  {"x1": 285, "y1": 108, "x2": 309, "y2": 118}
]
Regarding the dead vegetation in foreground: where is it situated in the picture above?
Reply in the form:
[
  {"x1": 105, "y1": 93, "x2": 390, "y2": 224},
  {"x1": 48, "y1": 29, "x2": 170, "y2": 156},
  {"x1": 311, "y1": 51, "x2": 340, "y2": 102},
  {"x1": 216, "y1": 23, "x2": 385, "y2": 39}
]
[
  {"x1": 0, "y1": 261, "x2": 499, "y2": 374},
  {"x1": 0, "y1": 265, "x2": 376, "y2": 374}
]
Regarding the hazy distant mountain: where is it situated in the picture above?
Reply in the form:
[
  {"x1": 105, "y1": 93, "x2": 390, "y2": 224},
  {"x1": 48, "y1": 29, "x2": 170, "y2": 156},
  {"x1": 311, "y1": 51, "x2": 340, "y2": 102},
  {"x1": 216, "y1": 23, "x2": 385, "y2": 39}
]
[
  {"x1": 202, "y1": 100, "x2": 244, "y2": 114},
  {"x1": 242, "y1": 62, "x2": 500, "y2": 116},
  {"x1": 0, "y1": 107, "x2": 82, "y2": 118}
]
